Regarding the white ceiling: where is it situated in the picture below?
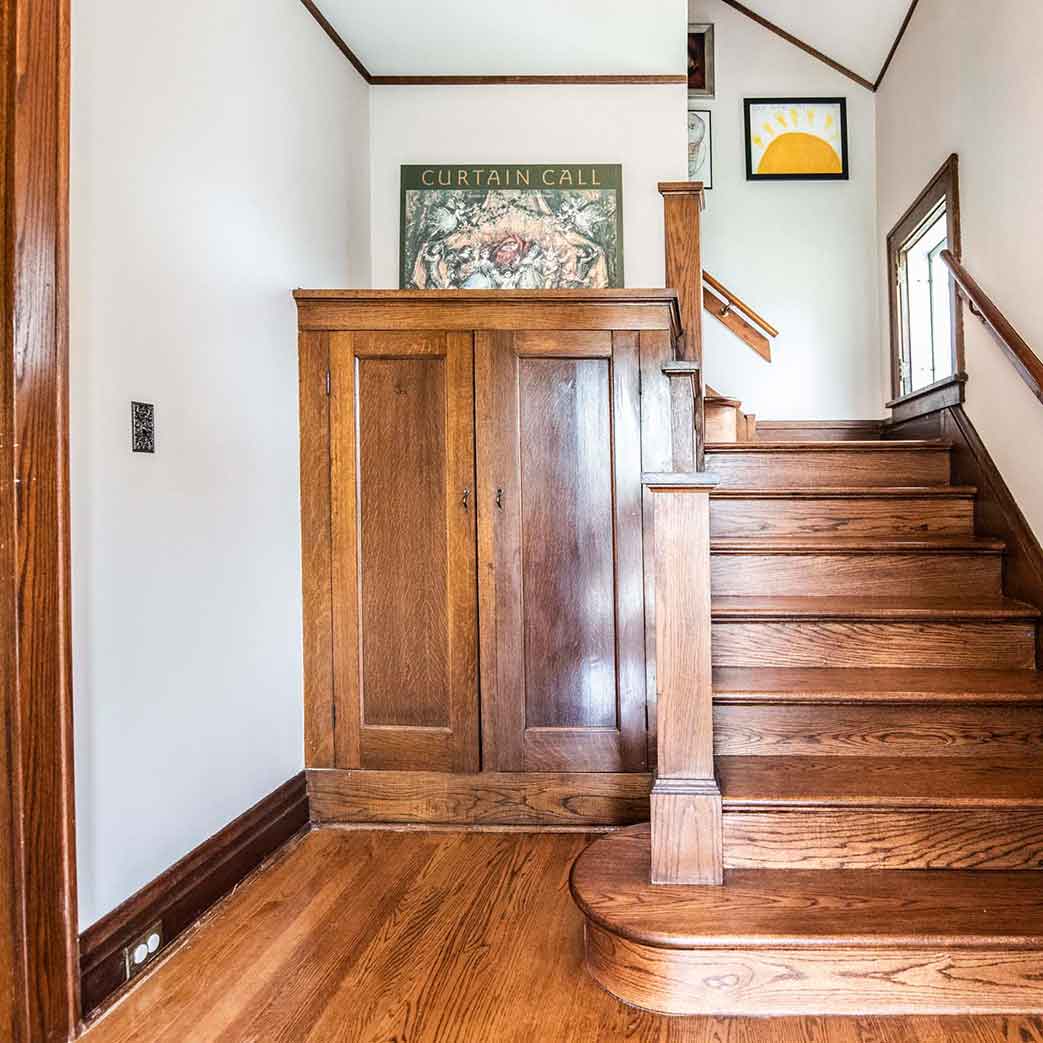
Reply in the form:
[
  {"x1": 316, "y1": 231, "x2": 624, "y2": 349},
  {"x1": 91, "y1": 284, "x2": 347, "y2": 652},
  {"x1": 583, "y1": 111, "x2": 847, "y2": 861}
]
[
  {"x1": 739, "y1": 0, "x2": 912, "y2": 82},
  {"x1": 315, "y1": 0, "x2": 911, "y2": 83},
  {"x1": 319, "y1": 0, "x2": 684, "y2": 77}
]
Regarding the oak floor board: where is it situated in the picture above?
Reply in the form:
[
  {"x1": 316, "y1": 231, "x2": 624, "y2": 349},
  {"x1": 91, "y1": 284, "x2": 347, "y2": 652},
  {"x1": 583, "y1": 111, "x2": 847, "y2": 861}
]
[{"x1": 80, "y1": 830, "x2": 1043, "y2": 1042}]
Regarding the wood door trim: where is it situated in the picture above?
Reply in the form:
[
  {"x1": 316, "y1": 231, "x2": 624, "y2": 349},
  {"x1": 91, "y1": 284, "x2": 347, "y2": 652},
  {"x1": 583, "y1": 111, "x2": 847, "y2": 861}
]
[{"x1": 0, "y1": 0, "x2": 80, "y2": 1036}]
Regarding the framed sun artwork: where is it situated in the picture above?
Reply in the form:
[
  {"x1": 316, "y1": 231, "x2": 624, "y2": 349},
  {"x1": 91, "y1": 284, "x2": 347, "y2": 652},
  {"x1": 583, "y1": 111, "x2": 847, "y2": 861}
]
[{"x1": 744, "y1": 98, "x2": 849, "y2": 181}]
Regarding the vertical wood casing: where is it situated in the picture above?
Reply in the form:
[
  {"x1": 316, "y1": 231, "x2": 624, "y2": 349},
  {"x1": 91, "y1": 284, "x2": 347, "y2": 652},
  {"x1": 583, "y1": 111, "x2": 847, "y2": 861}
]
[
  {"x1": 1, "y1": 0, "x2": 80, "y2": 1036},
  {"x1": 659, "y1": 182, "x2": 705, "y2": 468},
  {"x1": 298, "y1": 332, "x2": 333, "y2": 767},
  {"x1": 645, "y1": 476, "x2": 722, "y2": 884}
]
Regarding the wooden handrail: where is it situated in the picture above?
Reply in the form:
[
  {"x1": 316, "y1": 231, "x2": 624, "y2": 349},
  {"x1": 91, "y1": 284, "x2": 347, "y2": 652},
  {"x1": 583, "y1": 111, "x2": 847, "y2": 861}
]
[
  {"x1": 941, "y1": 250, "x2": 1043, "y2": 406},
  {"x1": 703, "y1": 271, "x2": 780, "y2": 338}
]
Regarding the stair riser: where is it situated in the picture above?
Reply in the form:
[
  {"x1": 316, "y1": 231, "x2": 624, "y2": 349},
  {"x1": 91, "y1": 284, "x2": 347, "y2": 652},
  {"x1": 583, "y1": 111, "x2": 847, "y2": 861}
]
[
  {"x1": 715, "y1": 704, "x2": 1043, "y2": 757},
  {"x1": 705, "y1": 403, "x2": 739, "y2": 443},
  {"x1": 586, "y1": 925, "x2": 1043, "y2": 1015},
  {"x1": 711, "y1": 554, "x2": 1002, "y2": 597},
  {"x1": 724, "y1": 809, "x2": 1043, "y2": 870},
  {"x1": 707, "y1": 450, "x2": 951, "y2": 489},
  {"x1": 712, "y1": 622, "x2": 1037, "y2": 669},
  {"x1": 710, "y1": 499, "x2": 975, "y2": 538},
  {"x1": 754, "y1": 422, "x2": 884, "y2": 442}
]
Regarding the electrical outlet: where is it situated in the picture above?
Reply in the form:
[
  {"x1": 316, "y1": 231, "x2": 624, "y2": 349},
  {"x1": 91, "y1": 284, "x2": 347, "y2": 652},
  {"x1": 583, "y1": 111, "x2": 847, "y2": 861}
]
[
  {"x1": 131, "y1": 401, "x2": 155, "y2": 453},
  {"x1": 122, "y1": 920, "x2": 163, "y2": 982}
]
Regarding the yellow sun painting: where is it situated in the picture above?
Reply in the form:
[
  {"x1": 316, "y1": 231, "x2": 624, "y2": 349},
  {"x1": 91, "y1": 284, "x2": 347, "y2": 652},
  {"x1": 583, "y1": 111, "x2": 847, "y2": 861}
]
[{"x1": 745, "y1": 98, "x2": 848, "y2": 180}]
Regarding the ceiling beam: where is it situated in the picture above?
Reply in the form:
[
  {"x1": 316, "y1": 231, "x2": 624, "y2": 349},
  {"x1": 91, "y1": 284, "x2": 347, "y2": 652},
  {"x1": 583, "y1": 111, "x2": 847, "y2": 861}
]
[
  {"x1": 719, "y1": 0, "x2": 875, "y2": 91},
  {"x1": 874, "y1": 0, "x2": 920, "y2": 90},
  {"x1": 299, "y1": 0, "x2": 374, "y2": 83}
]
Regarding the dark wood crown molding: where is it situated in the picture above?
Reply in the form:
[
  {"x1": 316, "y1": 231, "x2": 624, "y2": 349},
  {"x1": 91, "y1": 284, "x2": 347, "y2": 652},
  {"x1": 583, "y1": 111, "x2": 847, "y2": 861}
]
[
  {"x1": 299, "y1": 0, "x2": 373, "y2": 82},
  {"x1": 719, "y1": 0, "x2": 874, "y2": 91},
  {"x1": 299, "y1": 1, "x2": 685, "y2": 86},
  {"x1": 302, "y1": 0, "x2": 921, "y2": 93},
  {"x1": 874, "y1": 0, "x2": 921, "y2": 90},
  {"x1": 721, "y1": 0, "x2": 921, "y2": 94},
  {"x1": 369, "y1": 74, "x2": 687, "y2": 86}
]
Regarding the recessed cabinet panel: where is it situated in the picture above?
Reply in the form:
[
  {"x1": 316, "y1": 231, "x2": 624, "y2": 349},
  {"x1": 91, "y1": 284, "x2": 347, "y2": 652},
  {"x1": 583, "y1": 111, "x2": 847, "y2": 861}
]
[
  {"x1": 520, "y1": 358, "x2": 617, "y2": 729},
  {"x1": 357, "y1": 358, "x2": 450, "y2": 728},
  {"x1": 330, "y1": 331, "x2": 478, "y2": 772},
  {"x1": 477, "y1": 330, "x2": 647, "y2": 772}
]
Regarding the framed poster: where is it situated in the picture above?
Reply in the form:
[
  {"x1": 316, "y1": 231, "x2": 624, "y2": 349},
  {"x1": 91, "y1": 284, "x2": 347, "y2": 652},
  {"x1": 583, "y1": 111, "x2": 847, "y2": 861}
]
[
  {"x1": 744, "y1": 98, "x2": 849, "y2": 181},
  {"x1": 687, "y1": 109, "x2": 713, "y2": 189},
  {"x1": 399, "y1": 164, "x2": 624, "y2": 289},
  {"x1": 687, "y1": 23, "x2": 715, "y2": 99}
]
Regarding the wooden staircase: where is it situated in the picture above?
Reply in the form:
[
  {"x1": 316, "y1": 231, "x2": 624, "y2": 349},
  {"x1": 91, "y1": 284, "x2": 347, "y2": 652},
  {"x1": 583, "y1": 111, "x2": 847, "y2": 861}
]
[{"x1": 571, "y1": 431, "x2": 1043, "y2": 1014}]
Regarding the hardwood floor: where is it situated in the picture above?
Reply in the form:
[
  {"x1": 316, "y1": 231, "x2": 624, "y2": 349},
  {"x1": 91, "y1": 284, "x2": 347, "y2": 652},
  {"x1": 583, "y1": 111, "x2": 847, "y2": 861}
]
[{"x1": 81, "y1": 829, "x2": 1043, "y2": 1042}]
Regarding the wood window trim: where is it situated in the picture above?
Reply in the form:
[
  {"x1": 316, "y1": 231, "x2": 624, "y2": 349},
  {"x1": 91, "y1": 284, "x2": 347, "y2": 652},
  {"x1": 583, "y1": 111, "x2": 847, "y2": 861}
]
[{"x1": 886, "y1": 153, "x2": 965, "y2": 419}]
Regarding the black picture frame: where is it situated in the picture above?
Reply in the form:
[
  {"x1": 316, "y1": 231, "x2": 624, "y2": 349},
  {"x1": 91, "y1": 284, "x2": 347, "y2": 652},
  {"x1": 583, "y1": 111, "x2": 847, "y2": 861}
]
[{"x1": 744, "y1": 97, "x2": 849, "y2": 181}]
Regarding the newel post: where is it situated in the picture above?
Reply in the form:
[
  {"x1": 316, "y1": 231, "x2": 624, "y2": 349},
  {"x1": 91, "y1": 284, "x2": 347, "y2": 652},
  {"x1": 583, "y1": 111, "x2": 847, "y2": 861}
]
[
  {"x1": 647, "y1": 180, "x2": 720, "y2": 886},
  {"x1": 644, "y1": 473, "x2": 722, "y2": 884},
  {"x1": 659, "y1": 181, "x2": 705, "y2": 365},
  {"x1": 660, "y1": 181, "x2": 705, "y2": 469}
]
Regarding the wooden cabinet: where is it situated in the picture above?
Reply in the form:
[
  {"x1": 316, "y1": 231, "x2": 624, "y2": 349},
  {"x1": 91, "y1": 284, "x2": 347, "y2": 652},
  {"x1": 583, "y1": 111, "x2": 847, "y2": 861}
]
[
  {"x1": 477, "y1": 331, "x2": 646, "y2": 771},
  {"x1": 295, "y1": 291, "x2": 684, "y2": 776},
  {"x1": 327, "y1": 330, "x2": 479, "y2": 772}
]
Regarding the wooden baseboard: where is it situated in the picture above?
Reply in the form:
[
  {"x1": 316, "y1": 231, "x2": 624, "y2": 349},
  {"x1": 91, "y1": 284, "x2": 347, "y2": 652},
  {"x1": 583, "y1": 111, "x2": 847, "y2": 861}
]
[
  {"x1": 79, "y1": 773, "x2": 309, "y2": 1018},
  {"x1": 942, "y1": 405, "x2": 1043, "y2": 664},
  {"x1": 307, "y1": 768, "x2": 652, "y2": 826}
]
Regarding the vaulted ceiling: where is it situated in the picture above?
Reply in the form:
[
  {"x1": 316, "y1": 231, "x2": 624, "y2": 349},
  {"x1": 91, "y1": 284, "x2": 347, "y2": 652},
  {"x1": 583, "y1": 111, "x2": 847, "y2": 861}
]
[
  {"x1": 309, "y1": 0, "x2": 917, "y2": 88},
  {"x1": 736, "y1": 0, "x2": 915, "y2": 85}
]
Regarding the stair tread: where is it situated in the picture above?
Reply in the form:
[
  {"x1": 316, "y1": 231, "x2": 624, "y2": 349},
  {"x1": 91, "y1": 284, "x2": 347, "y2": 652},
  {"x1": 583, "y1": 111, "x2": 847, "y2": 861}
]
[
  {"x1": 711, "y1": 486, "x2": 977, "y2": 499},
  {"x1": 711, "y1": 536, "x2": 1004, "y2": 553},
  {"x1": 705, "y1": 395, "x2": 742, "y2": 407},
  {"x1": 712, "y1": 596, "x2": 1040, "y2": 620},
  {"x1": 707, "y1": 440, "x2": 951, "y2": 451},
  {"x1": 571, "y1": 825, "x2": 1043, "y2": 949},
  {"x1": 719, "y1": 755, "x2": 1043, "y2": 807},
  {"x1": 713, "y1": 667, "x2": 1043, "y2": 703}
]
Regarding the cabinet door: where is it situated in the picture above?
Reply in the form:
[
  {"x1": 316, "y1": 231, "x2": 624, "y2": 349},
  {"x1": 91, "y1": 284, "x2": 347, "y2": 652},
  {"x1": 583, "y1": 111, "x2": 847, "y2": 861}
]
[
  {"x1": 329, "y1": 331, "x2": 478, "y2": 771},
  {"x1": 477, "y1": 331, "x2": 646, "y2": 772}
]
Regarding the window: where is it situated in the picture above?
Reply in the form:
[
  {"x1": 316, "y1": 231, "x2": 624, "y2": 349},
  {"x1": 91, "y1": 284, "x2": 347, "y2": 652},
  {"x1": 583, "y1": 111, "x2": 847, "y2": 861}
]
[{"x1": 887, "y1": 155, "x2": 964, "y2": 402}]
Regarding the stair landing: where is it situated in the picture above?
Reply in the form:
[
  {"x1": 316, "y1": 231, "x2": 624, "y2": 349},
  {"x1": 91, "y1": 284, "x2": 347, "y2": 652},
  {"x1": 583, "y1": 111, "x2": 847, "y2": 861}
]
[{"x1": 571, "y1": 825, "x2": 1043, "y2": 1015}]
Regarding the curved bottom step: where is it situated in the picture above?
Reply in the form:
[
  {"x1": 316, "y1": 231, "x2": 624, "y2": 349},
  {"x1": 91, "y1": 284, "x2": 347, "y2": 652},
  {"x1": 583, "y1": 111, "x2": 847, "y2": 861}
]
[{"x1": 569, "y1": 824, "x2": 1043, "y2": 1015}]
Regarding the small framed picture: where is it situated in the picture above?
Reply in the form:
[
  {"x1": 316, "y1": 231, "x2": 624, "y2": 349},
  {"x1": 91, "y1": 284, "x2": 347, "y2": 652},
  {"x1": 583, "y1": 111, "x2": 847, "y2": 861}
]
[
  {"x1": 687, "y1": 109, "x2": 713, "y2": 189},
  {"x1": 744, "y1": 97, "x2": 849, "y2": 181},
  {"x1": 687, "y1": 24, "x2": 715, "y2": 99}
]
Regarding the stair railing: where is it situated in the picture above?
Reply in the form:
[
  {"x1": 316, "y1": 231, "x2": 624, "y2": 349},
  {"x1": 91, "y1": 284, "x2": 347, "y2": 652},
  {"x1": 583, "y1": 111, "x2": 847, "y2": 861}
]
[
  {"x1": 940, "y1": 249, "x2": 1043, "y2": 406},
  {"x1": 703, "y1": 271, "x2": 779, "y2": 362}
]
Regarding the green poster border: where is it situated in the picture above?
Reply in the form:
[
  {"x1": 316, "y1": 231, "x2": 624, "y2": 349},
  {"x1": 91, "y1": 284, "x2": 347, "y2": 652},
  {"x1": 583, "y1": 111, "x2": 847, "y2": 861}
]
[{"x1": 399, "y1": 164, "x2": 625, "y2": 289}]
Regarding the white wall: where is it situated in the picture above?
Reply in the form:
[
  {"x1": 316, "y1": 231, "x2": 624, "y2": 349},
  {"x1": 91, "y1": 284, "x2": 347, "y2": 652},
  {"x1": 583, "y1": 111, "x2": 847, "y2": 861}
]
[
  {"x1": 70, "y1": 0, "x2": 370, "y2": 928},
  {"x1": 689, "y1": 0, "x2": 882, "y2": 420},
  {"x1": 876, "y1": 0, "x2": 1043, "y2": 541},
  {"x1": 369, "y1": 84, "x2": 687, "y2": 289}
]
